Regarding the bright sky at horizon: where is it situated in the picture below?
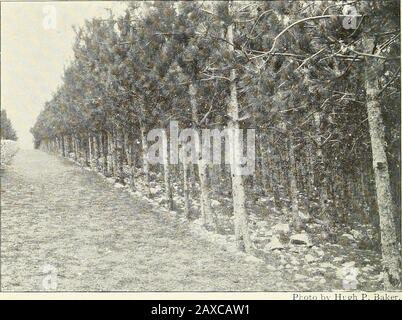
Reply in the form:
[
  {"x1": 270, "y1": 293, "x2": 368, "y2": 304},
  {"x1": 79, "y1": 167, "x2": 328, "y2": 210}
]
[{"x1": 1, "y1": 1, "x2": 128, "y2": 149}]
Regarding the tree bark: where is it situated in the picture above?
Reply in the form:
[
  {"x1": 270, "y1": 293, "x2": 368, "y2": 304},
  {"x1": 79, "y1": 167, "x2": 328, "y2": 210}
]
[
  {"x1": 140, "y1": 120, "x2": 151, "y2": 196},
  {"x1": 226, "y1": 1, "x2": 253, "y2": 253},
  {"x1": 61, "y1": 135, "x2": 66, "y2": 157},
  {"x1": 314, "y1": 110, "x2": 330, "y2": 224},
  {"x1": 101, "y1": 131, "x2": 109, "y2": 176},
  {"x1": 286, "y1": 124, "x2": 303, "y2": 230},
  {"x1": 88, "y1": 134, "x2": 93, "y2": 166},
  {"x1": 115, "y1": 126, "x2": 125, "y2": 185},
  {"x1": 182, "y1": 158, "x2": 191, "y2": 218},
  {"x1": 365, "y1": 36, "x2": 401, "y2": 289},
  {"x1": 107, "y1": 130, "x2": 115, "y2": 176},
  {"x1": 189, "y1": 81, "x2": 214, "y2": 228},
  {"x1": 162, "y1": 124, "x2": 174, "y2": 210}
]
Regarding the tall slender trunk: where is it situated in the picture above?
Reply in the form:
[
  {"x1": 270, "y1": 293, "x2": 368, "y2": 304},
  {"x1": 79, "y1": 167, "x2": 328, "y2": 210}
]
[
  {"x1": 182, "y1": 158, "x2": 191, "y2": 218},
  {"x1": 161, "y1": 122, "x2": 173, "y2": 210},
  {"x1": 189, "y1": 81, "x2": 214, "y2": 228},
  {"x1": 130, "y1": 154, "x2": 136, "y2": 191},
  {"x1": 314, "y1": 109, "x2": 330, "y2": 224},
  {"x1": 74, "y1": 135, "x2": 79, "y2": 162},
  {"x1": 112, "y1": 127, "x2": 118, "y2": 177},
  {"x1": 88, "y1": 134, "x2": 92, "y2": 164},
  {"x1": 140, "y1": 120, "x2": 151, "y2": 196},
  {"x1": 286, "y1": 124, "x2": 303, "y2": 230},
  {"x1": 258, "y1": 134, "x2": 269, "y2": 194},
  {"x1": 129, "y1": 130, "x2": 136, "y2": 190},
  {"x1": 93, "y1": 133, "x2": 100, "y2": 170},
  {"x1": 83, "y1": 134, "x2": 89, "y2": 167},
  {"x1": 78, "y1": 135, "x2": 83, "y2": 164},
  {"x1": 102, "y1": 131, "x2": 109, "y2": 176},
  {"x1": 226, "y1": 2, "x2": 252, "y2": 253},
  {"x1": 61, "y1": 135, "x2": 66, "y2": 157},
  {"x1": 115, "y1": 126, "x2": 125, "y2": 185},
  {"x1": 66, "y1": 135, "x2": 72, "y2": 157},
  {"x1": 56, "y1": 136, "x2": 60, "y2": 155},
  {"x1": 359, "y1": 163, "x2": 370, "y2": 224},
  {"x1": 268, "y1": 131, "x2": 282, "y2": 209},
  {"x1": 107, "y1": 130, "x2": 115, "y2": 176},
  {"x1": 364, "y1": 35, "x2": 401, "y2": 289},
  {"x1": 307, "y1": 140, "x2": 316, "y2": 206},
  {"x1": 123, "y1": 129, "x2": 131, "y2": 167}
]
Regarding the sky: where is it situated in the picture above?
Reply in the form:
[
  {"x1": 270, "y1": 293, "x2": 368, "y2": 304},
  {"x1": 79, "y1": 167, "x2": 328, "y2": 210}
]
[{"x1": 1, "y1": 1, "x2": 128, "y2": 149}]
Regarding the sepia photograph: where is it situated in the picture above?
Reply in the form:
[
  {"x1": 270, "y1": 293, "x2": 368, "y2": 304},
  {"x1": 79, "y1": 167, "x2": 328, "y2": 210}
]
[{"x1": 0, "y1": 0, "x2": 401, "y2": 299}]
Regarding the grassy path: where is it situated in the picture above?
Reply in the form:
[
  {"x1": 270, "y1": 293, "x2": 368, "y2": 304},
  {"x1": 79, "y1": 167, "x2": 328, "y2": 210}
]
[{"x1": 1, "y1": 149, "x2": 298, "y2": 291}]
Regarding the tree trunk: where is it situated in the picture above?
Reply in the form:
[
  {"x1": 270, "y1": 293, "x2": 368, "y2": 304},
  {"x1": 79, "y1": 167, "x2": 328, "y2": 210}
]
[
  {"x1": 189, "y1": 81, "x2": 214, "y2": 228},
  {"x1": 93, "y1": 133, "x2": 100, "y2": 171},
  {"x1": 226, "y1": 2, "x2": 253, "y2": 253},
  {"x1": 314, "y1": 109, "x2": 330, "y2": 224},
  {"x1": 162, "y1": 124, "x2": 174, "y2": 210},
  {"x1": 258, "y1": 134, "x2": 269, "y2": 195},
  {"x1": 83, "y1": 134, "x2": 89, "y2": 167},
  {"x1": 129, "y1": 132, "x2": 136, "y2": 190},
  {"x1": 74, "y1": 135, "x2": 79, "y2": 162},
  {"x1": 123, "y1": 129, "x2": 131, "y2": 166},
  {"x1": 140, "y1": 120, "x2": 151, "y2": 196},
  {"x1": 61, "y1": 135, "x2": 66, "y2": 157},
  {"x1": 101, "y1": 131, "x2": 109, "y2": 176},
  {"x1": 107, "y1": 131, "x2": 115, "y2": 176},
  {"x1": 88, "y1": 134, "x2": 93, "y2": 166},
  {"x1": 286, "y1": 124, "x2": 303, "y2": 230},
  {"x1": 115, "y1": 126, "x2": 125, "y2": 185},
  {"x1": 365, "y1": 36, "x2": 401, "y2": 289},
  {"x1": 182, "y1": 159, "x2": 191, "y2": 218}
]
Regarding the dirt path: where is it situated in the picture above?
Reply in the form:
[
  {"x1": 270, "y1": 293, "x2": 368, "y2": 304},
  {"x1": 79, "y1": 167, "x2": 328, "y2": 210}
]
[{"x1": 1, "y1": 149, "x2": 299, "y2": 291}]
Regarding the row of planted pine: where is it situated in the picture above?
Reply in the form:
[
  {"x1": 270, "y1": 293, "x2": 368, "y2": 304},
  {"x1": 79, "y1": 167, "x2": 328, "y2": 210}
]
[{"x1": 32, "y1": 1, "x2": 401, "y2": 288}]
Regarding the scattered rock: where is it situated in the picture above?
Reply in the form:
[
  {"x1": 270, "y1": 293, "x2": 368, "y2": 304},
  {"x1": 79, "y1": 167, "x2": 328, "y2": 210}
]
[
  {"x1": 265, "y1": 236, "x2": 284, "y2": 251},
  {"x1": 298, "y1": 211, "x2": 311, "y2": 222},
  {"x1": 295, "y1": 274, "x2": 308, "y2": 281},
  {"x1": 339, "y1": 233, "x2": 355, "y2": 246},
  {"x1": 305, "y1": 254, "x2": 318, "y2": 263},
  {"x1": 333, "y1": 257, "x2": 344, "y2": 263},
  {"x1": 311, "y1": 268, "x2": 325, "y2": 277},
  {"x1": 290, "y1": 233, "x2": 312, "y2": 246},
  {"x1": 245, "y1": 255, "x2": 263, "y2": 264},
  {"x1": 362, "y1": 265, "x2": 374, "y2": 272},
  {"x1": 309, "y1": 223, "x2": 322, "y2": 230},
  {"x1": 273, "y1": 223, "x2": 290, "y2": 234},
  {"x1": 210, "y1": 199, "x2": 220, "y2": 207},
  {"x1": 266, "y1": 265, "x2": 277, "y2": 272},
  {"x1": 149, "y1": 187, "x2": 159, "y2": 194},
  {"x1": 342, "y1": 261, "x2": 356, "y2": 268},
  {"x1": 312, "y1": 246, "x2": 325, "y2": 257},
  {"x1": 320, "y1": 262, "x2": 336, "y2": 269},
  {"x1": 279, "y1": 256, "x2": 287, "y2": 265},
  {"x1": 350, "y1": 229, "x2": 363, "y2": 240},
  {"x1": 106, "y1": 177, "x2": 115, "y2": 183},
  {"x1": 256, "y1": 221, "x2": 268, "y2": 228}
]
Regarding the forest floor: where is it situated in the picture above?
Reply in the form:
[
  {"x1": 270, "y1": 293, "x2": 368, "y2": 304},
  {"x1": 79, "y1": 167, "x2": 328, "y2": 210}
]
[{"x1": 0, "y1": 149, "x2": 383, "y2": 291}]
